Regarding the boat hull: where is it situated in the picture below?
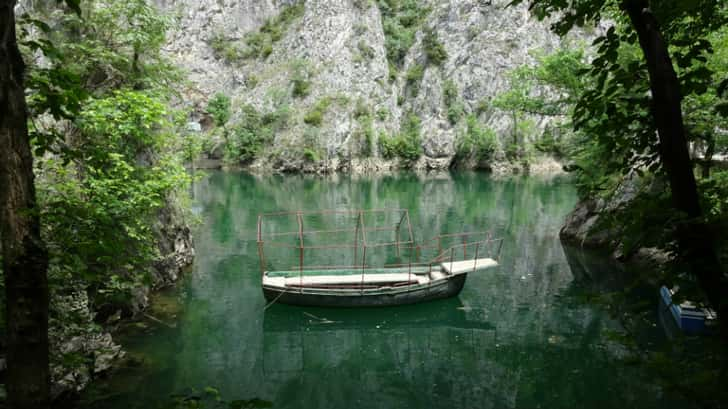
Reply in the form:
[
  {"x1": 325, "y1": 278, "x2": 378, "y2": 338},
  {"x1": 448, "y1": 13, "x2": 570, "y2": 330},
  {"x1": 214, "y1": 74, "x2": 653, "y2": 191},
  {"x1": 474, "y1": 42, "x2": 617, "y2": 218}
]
[{"x1": 263, "y1": 274, "x2": 467, "y2": 307}]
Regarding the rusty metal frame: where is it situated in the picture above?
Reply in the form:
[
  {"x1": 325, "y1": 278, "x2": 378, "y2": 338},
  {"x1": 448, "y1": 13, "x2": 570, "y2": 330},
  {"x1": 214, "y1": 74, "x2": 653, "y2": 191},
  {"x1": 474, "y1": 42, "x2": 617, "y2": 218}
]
[{"x1": 257, "y1": 209, "x2": 504, "y2": 282}]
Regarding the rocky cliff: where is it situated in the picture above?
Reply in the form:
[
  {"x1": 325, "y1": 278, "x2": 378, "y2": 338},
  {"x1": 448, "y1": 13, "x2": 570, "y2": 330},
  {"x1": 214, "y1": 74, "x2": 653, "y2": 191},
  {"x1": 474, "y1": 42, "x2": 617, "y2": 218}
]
[{"x1": 158, "y1": 0, "x2": 578, "y2": 172}]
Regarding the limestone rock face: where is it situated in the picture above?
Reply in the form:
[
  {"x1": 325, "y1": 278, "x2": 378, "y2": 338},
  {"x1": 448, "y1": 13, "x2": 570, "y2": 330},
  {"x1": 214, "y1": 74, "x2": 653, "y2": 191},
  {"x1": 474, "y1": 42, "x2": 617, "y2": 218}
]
[
  {"x1": 559, "y1": 173, "x2": 665, "y2": 251},
  {"x1": 559, "y1": 198, "x2": 613, "y2": 248},
  {"x1": 156, "y1": 0, "x2": 580, "y2": 171},
  {"x1": 49, "y1": 291, "x2": 125, "y2": 398}
]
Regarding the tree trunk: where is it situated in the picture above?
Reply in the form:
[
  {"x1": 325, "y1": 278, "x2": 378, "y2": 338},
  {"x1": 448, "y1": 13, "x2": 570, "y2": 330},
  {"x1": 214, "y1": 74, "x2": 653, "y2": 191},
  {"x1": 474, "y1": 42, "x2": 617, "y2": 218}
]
[
  {"x1": 623, "y1": 0, "x2": 728, "y2": 338},
  {"x1": 0, "y1": 1, "x2": 52, "y2": 408}
]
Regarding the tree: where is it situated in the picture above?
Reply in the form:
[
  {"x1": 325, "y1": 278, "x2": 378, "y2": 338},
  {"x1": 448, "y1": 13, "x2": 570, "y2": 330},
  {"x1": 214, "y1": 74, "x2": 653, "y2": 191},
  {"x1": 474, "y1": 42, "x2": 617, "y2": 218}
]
[
  {"x1": 0, "y1": 1, "x2": 51, "y2": 408},
  {"x1": 509, "y1": 0, "x2": 728, "y2": 338}
]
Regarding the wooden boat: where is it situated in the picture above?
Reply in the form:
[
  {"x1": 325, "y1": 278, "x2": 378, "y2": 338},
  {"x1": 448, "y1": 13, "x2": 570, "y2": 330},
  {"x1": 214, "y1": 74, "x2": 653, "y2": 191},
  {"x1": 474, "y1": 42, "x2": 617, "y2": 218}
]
[{"x1": 257, "y1": 209, "x2": 501, "y2": 308}]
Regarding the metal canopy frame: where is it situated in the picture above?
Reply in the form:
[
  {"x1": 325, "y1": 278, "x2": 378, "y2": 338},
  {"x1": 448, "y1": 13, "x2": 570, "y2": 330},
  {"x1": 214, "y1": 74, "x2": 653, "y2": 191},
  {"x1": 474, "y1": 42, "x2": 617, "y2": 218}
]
[
  {"x1": 257, "y1": 209, "x2": 503, "y2": 292},
  {"x1": 257, "y1": 209, "x2": 414, "y2": 272}
]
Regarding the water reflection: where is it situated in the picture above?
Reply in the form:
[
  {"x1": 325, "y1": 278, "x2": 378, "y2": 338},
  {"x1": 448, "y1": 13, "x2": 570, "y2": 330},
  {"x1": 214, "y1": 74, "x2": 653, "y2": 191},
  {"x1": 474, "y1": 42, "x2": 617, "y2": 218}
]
[{"x1": 80, "y1": 171, "x2": 694, "y2": 409}]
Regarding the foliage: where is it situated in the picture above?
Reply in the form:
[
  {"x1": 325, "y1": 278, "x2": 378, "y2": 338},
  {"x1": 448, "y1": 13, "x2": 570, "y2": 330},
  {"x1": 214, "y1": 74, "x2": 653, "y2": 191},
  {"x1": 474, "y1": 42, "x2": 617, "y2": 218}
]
[
  {"x1": 37, "y1": 90, "x2": 189, "y2": 308},
  {"x1": 357, "y1": 40, "x2": 376, "y2": 61},
  {"x1": 533, "y1": 126, "x2": 566, "y2": 157},
  {"x1": 242, "y1": 2, "x2": 304, "y2": 59},
  {"x1": 493, "y1": 46, "x2": 590, "y2": 163},
  {"x1": 206, "y1": 93, "x2": 232, "y2": 127},
  {"x1": 378, "y1": 113, "x2": 422, "y2": 163},
  {"x1": 507, "y1": 0, "x2": 728, "y2": 405},
  {"x1": 19, "y1": 0, "x2": 180, "y2": 158},
  {"x1": 44, "y1": 0, "x2": 174, "y2": 89},
  {"x1": 422, "y1": 28, "x2": 447, "y2": 66},
  {"x1": 507, "y1": 0, "x2": 725, "y2": 196},
  {"x1": 354, "y1": 99, "x2": 370, "y2": 119},
  {"x1": 377, "y1": 0, "x2": 430, "y2": 78},
  {"x1": 405, "y1": 64, "x2": 424, "y2": 97},
  {"x1": 443, "y1": 79, "x2": 464, "y2": 124},
  {"x1": 354, "y1": 111, "x2": 374, "y2": 157},
  {"x1": 209, "y1": 32, "x2": 243, "y2": 63},
  {"x1": 291, "y1": 60, "x2": 312, "y2": 98},
  {"x1": 181, "y1": 126, "x2": 206, "y2": 166},
  {"x1": 301, "y1": 126, "x2": 323, "y2": 162},
  {"x1": 495, "y1": 47, "x2": 589, "y2": 117},
  {"x1": 455, "y1": 115, "x2": 497, "y2": 163},
  {"x1": 166, "y1": 387, "x2": 272, "y2": 409},
  {"x1": 225, "y1": 104, "x2": 287, "y2": 163},
  {"x1": 15, "y1": 0, "x2": 193, "y2": 322},
  {"x1": 303, "y1": 97, "x2": 333, "y2": 126},
  {"x1": 699, "y1": 170, "x2": 728, "y2": 219},
  {"x1": 376, "y1": 107, "x2": 389, "y2": 121}
]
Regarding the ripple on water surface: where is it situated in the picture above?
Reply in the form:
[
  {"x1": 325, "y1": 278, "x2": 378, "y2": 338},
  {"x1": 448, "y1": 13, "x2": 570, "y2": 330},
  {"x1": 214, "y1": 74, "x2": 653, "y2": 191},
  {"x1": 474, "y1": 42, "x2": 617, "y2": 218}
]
[{"x1": 81, "y1": 171, "x2": 692, "y2": 409}]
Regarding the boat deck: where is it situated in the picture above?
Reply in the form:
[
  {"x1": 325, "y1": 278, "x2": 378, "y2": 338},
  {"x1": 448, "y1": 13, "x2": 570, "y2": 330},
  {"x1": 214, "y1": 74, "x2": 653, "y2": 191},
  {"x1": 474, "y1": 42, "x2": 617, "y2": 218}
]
[
  {"x1": 263, "y1": 258, "x2": 498, "y2": 290},
  {"x1": 442, "y1": 258, "x2": 499, "y2": 274}
]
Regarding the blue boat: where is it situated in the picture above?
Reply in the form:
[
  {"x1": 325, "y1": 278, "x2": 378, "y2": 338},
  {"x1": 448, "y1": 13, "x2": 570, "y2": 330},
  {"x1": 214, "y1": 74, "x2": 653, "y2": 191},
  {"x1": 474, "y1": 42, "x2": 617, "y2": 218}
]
[{"x1": 659, "y1": 286, "x2": 716, "y2": 334}]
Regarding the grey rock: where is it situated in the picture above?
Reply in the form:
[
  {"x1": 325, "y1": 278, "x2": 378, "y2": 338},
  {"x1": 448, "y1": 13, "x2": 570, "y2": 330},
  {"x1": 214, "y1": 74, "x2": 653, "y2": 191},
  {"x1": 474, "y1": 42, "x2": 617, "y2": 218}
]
[{"x1": 156, "y1": 0, "x2": 587, "y2": 171}]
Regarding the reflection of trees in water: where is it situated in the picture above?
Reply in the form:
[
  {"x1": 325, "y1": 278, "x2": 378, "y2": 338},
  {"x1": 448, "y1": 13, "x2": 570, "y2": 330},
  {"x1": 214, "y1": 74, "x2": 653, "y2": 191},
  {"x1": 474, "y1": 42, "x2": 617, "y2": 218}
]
[
  {"x1": 82, "y1": 172, "x2": 692, "y2": 409},
  {"x1": 167, "y1": 171, "x2": 680, "y2": 409},
  {"x1": 261, "y1": 303, "x2": 516, "y2": 409},
  {"x1": 258, "y1": 301, "x2": 648, "y2": 409}
]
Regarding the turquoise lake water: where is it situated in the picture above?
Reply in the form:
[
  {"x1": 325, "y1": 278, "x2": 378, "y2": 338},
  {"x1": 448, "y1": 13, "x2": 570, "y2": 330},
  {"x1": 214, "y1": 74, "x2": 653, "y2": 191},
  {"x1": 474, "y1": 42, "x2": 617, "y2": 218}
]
[{"x1": 80, "y1": 171, "x2": 690, "y2": 409}]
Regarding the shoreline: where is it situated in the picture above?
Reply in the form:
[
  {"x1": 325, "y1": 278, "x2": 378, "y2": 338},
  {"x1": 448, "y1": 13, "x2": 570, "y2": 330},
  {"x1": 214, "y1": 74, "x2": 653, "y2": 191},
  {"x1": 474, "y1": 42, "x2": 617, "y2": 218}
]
[{"x1": 192, "y1": 155, "x2": 567, "y2": 177}]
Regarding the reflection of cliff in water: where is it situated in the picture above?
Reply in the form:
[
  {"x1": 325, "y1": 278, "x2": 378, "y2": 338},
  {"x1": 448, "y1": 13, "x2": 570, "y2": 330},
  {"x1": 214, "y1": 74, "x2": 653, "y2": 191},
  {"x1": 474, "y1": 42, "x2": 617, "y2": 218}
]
[
  {"x1": 262, "y1": 299, "x2": 517, "y2": 409},
  {"x1": 260, "y1": 295, "x2": 658, "y2": 409},
  {"x1": 80, "y1": 172, "x2": 695, "y2": 409},
  {"x1": 561, "y1": 244, "x2": 631, "y2": 291},
  {"x1": 560, "y1": 243, "x2": 672, "y2": 347}
]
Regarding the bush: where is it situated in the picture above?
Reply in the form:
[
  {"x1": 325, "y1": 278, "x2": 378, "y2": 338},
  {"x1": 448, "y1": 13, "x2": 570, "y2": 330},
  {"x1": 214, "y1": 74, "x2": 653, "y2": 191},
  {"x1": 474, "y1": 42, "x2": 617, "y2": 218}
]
[
  {"x1": 227, "y1": 105, "x2": 265, "y2": 163},
  {"x1": 443, "y1": 80, "x2": 463, "y2": 124},
  {"x1": 448, "y1": 103, "x2": 465, "y2": 125},
  {"x1": 355, "y1": 113, "x2": 374, "y2": 157},
  {"x1": 423, "y1": 28, "x2": 447, "y2": 66},
  {"x1": 303, "y1": 147, "x2": 320, "y2": 162},
  {"x1": 405, "y1": 64, "x2": 424, "y2": 97},
  {"x1": 292, "y1": 78, "x2": 311, "y2": 98},
  {"x1": 378, "y1": 112, "x2": 422, "y2": 163},
  {"x1": 357, "y1": 40, "x2": 376, "y2": 61},
  {"x1": 225, "y1": 104, "x2": 287, "y2": 163},
  {"x1": 206, "y1": 93, "x2": 231, "y2": 127},
  {"x1": 354, "y1": 99, "x2": 370, "y2": 119},
  {"x1": 475, "y1": 98, "x2": 490, "y2": 116},
  {"x1": 209, "y1": 32, "x2": 243, "y2": 63},
  {"x1": 378, "y1": 0, "x2": 430, "y2": 77},
  {"x1": 304, "y1": 97, "x2": 332, "y2": 126},
  {"x1": 534, "y1": 127, "x2": 565, "y2": 157},
  {"x1": 245, "y1": 74, "x2": 259, "y2": 88},
  {"x1": 456, "y1": 115, "x2": 497, "y2": 162},
  {"x1": 242, "y1": 3, "x2": 304, "y2": 59},
  {"x1": 291, "y1": 60, "x2": 312, "y2": 98},
  {"x1": 376, "y1": 107, "x2": 389, "y2": 121},
  {"x1": 700, "y1": 170, "x2": 728, "y2": 219},
  {"x1": 378, "y1": 131, "x2": 397, "y2": 159}
]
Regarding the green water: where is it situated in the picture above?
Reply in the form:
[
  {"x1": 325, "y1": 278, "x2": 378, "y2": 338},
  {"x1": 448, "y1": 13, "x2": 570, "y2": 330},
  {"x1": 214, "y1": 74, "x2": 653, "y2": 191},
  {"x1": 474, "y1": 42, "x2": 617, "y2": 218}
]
[{"x1": 82, "y1": 171, "x2": 687, "y2": 409}]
